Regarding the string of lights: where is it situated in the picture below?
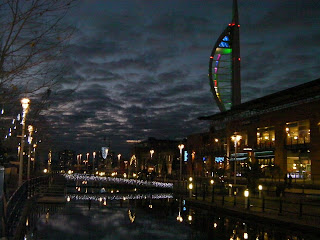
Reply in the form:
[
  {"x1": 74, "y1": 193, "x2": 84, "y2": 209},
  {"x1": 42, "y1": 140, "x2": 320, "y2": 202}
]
[
  {"x1": 63, "y1": 173, "x2": 173, "y2": 189},
  {"x1": 66, "y1": 193, "x2": 173, "y2": 202}
]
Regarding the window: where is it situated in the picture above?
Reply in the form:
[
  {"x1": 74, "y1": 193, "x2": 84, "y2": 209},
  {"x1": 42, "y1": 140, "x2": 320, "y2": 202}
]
[
  {"x1": 286, "y1": 120, "x2": 310, "y2": 145},
  {"x1": 257, "y1": 126, "x2": 275, "y2": 147}
]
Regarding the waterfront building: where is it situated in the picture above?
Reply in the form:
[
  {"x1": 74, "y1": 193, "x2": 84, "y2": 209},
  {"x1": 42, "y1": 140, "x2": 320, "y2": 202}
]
[
  {"x1": 194, "y1": 78, "x2": 320, "y2": 182},
  {"x1": 187, "y1": 0, "x2": 320, "y2": 182}
]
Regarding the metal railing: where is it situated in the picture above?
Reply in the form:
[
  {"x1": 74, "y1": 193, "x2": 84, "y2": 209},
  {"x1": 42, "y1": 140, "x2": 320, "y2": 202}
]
[
  {"x1": 184, "y1": 179, "x2": 320, "y2": 226},
  {"x1": 1, "y1": 176, "x2": 50, "y2": 238}
]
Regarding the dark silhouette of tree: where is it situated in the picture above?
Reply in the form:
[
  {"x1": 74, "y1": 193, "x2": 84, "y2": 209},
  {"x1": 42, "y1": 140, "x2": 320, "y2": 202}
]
[{"x1": 0, "y1": 0, "x2": 76, "y2": 100}]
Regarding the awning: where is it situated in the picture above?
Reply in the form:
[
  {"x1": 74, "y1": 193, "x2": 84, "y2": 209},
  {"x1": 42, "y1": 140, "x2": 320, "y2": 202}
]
[
  {"x1": 230, "y1": 152, "x2": 248, "y2": 161},
  {"x1": 254, "y1": 151, "x2": 274, "y2": 159},
  {"x1": 230, "y1": 157, "x2": 248, "y2": 161}
]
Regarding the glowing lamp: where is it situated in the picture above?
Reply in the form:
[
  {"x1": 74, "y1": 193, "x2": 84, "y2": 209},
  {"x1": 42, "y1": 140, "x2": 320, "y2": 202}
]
[
  {"x1": 244, "y1": 189, "x2": 249, "y2": 198},
  {"x1": 21, "y1": 98, "x2": 30, "y2": 110},
  {"x1": 178, "y1": 144, "x2": 184, "y2": 151}
]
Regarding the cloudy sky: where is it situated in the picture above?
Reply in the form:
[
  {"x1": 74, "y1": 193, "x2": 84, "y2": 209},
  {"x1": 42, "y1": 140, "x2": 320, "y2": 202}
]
[{"x1": 41, "y1": 0, "x2": 320, "y2": 157}]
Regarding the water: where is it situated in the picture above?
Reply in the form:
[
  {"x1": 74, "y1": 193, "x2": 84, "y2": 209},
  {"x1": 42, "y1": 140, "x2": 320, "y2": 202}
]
[
  {"x1": 25, "y1": 198, "x2": 192, "y2": 240},
  {"x1": 23, "y1": 195, "x2": 320, "y2": 240}
]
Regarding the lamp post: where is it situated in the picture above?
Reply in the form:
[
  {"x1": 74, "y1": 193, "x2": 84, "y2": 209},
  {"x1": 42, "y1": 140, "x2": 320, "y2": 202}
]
[
  {"x1": 18, "y1": 98, "x2": 30, "y2": 186},
  {"x1": 188, "y1": 177, "x2": 193, "y2": 198},
  {"x1": 231, "y1": 133, "x2": 242, "y2": 185},
  {"x1": 258, "y1": 184, "x2": 263, "y2": 198},
  {"x1": 86, "y1": 153, "x2": 89, "y2": 171},
  {"x1": 118, "y1": 153, "x2": 121, "y2": 168},
  {"x1": 150, "y1": 150, "x2": 154, "y2": 161},
  {"x1": 93, "y1": 152, "x2": 96, "y2": 172},
  {"x1": 210, "y1": 179, "x2": 215, "y2": 202},
  {"x1": 178, "y1": 144, "x2": 184, "y2": 181},
  {"x1": 149, "y1": 150, "x2": 154, "y2": 171},
  {"x1": 27, "y1": 125, "x2": 33, "y2": 180},
  {"x1": 32, "y1": 143, "x2": 37, "y2": 172},
  {"x1": 48, "y1": 150, "x2": 52, "y2": 173},
  {"x1": 244, "y1": 189, "x2": 249, "y2": 209}
]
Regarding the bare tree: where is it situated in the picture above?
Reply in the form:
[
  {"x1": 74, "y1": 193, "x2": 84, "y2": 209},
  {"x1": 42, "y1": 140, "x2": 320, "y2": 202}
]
[{"x1": 0, "y1": 0, "x2": 75, "y2": 99}]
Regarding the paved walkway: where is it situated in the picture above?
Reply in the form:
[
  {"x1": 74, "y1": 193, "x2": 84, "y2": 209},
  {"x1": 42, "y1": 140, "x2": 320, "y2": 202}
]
[{"x1": 185, "y1": 186, "x2": 320, "y2": 233}]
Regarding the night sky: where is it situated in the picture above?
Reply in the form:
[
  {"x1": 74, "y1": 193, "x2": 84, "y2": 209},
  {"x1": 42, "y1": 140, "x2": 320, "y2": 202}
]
[{"x1": 41, "y1": 0, "x2": 320, "y2": 157}]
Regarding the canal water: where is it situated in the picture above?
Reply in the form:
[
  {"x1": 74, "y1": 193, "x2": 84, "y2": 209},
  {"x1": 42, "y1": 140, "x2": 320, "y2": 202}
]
[{"x1": 23, "y1": 193, "x2": 319, "y2": 240}]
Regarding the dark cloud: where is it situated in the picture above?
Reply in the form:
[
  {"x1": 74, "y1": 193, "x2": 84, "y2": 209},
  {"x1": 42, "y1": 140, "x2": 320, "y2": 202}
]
[{"x1": 37, "y1": 0, "x2": 319, "y2": 157}]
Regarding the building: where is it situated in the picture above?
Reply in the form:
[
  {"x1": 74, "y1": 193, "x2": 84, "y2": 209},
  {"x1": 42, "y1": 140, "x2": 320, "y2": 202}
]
[
  {"x1": 58, "y1": 149, "x2": 76, "y2": 171},
  {"x1": 132, "y1": 137, "x2": 185, "y2": 179},
  {"x1": 192, "y1": 78, "x2": 320, "y2": 182},
  {"x1": 187, "y1": 0, "x2": 320, "y2": 182}
]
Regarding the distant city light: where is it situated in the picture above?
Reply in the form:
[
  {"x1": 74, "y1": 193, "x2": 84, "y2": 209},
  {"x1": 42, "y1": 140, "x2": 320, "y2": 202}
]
[
  {"x1": 126, "y1": 140, "x2": 142, "y2": 143},
  {"x1": 66, "y1": 193, "x2": 173, "y2": 202}
]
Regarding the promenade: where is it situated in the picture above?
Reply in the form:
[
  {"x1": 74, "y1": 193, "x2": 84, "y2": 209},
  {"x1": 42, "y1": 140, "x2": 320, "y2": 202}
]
[{"x1": 179, "y1": 179, "x2": 320, "y2": 235}]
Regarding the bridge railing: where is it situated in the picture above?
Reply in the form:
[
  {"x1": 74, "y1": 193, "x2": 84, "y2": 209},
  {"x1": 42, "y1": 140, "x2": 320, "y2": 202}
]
[{"x1": 2, "y1": 175, "x2": 50, "y2": 238}]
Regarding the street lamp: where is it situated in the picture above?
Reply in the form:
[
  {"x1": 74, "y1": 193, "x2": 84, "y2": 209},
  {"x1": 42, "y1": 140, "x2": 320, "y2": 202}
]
[
  {"x1": 93, "y1": 152, "x2": 96, "y2": 172},
  {"x1": 27, "y1": 125, "x2": 33, "y2": 180},
  {"x1": 48, "y1": 150, "x2": 52, "y2": 173},
  {"x1": 32, "y1": 143, "x2": 37, "y2": 172},
  {"x1": 244, "y1": 188, "x2": 249, "y2": 209},
  {"x1": 86, "y1": 153, "x2": 89, "y2": 171},
  {"x1": 19, "y1": 98, "x2": 30, "y2": 186},
  {"x1": 258, "y1": 184, "x2": 263, "y2": 198},
  {"x1": 188, "y1": 177, "x2": 193, "y2": 198},
  {"x1": 231, "y1": 133, "x2": 242, "y2": 185},
  {"x1": 118, "y1": 153, "x2": 121, "y2": 167},
  {"x1": 150, "y1": 150, "x2": 154, "y2": 159},
  {"x1": 178, "y1": 144, "x2": 184, "y2": 181},
  {"x1": 149, "y1": 149, "x2": 154, "y2": 171}
]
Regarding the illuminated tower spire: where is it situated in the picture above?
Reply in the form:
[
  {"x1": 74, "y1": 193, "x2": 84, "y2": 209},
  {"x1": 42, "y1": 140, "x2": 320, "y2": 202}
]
[
  {"x1": 231, "y1": 0, "x2": 241, "y2": 106},
  {"x1": 208, "y1": 0, "x2": 241, "y2": 112}
]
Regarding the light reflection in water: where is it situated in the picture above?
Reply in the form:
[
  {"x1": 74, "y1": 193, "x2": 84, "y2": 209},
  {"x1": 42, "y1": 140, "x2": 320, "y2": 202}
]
[
  {"x1": 22, "y1": 197, "x2": 318, "y2": 240},
  {"x1": 174, "y1": 198, "x2": 316, "y2": 240}
]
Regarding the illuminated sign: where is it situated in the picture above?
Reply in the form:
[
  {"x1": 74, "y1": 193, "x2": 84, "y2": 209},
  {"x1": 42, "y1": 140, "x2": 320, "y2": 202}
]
[
  {"x1": 184, "y1": 151, "x2": 188, "y2": 162},
  {"x1": 215, "y1": 157, "x2": 224, "y2": 163}
]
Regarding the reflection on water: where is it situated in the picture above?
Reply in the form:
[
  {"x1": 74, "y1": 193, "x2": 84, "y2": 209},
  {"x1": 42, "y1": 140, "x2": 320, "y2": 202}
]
[
  {"x1": 24, "y1": 196, "x2": 189, "y2": 240},
  {"x1": 23, "y1": 196, "x2": 319, "y2": 240}
]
